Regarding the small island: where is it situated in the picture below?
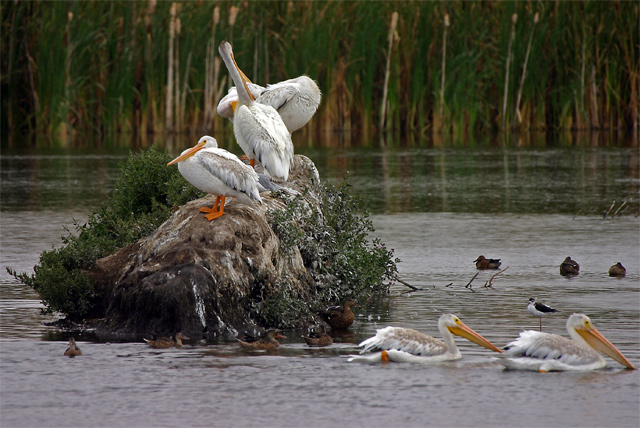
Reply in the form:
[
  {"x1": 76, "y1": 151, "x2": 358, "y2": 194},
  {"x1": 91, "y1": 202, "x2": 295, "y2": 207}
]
[{"x1": 10, "y1": 149, "x2": 398, "y2": 341}]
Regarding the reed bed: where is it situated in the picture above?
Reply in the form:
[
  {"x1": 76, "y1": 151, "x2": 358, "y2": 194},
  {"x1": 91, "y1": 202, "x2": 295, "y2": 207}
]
[{"x1": 2, "y1": 1, "x2": 637, "y2": 143}]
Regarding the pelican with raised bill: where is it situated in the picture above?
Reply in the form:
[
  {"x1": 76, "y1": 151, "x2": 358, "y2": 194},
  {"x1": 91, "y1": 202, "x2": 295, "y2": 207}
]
[
  {"x1": 167, "y1": 135, "x2": 263, "y2": 221},
  {"x1": 218, "y1": 41, "x2": 294, "y2": 181},
  {"x1": 498, "y1": 313, "x2": 636, "y2": 372},
  {"x1": 348, "y1": 314, "x2": 502, "y2": 363},
  {"x1": 527, "y1": 298, "x2": 558, "y2": 331},
  {"x1": 217, "y1": 75, "x2": 321, "y2": 134}
]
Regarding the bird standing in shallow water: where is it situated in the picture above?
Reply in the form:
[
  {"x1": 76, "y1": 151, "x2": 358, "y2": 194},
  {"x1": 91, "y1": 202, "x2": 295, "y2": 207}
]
[
  {"x1": 608, "y1": 262, "x2": 626, "y2": 277},
  {"x1": 474, "y1": 255, "x2": 501, "y2": 269},
  {"x1": 64, "y1": 337, "x2": 82, "y2": 357},
  {"x1": 167, "y1": 136, "x2": 264, "y2": 221},
  {"x1": 318, "y1": 299, "x2": 359, "y2": 330},
  {"x1": 219, "y1": 41, "x2": 294, "y2": 181},
  {"x1": 527, "y1": 298, "x2": 558, "y2": 331},
  {"x1": 560, "y1": 256, "x2": 580, "y2": 276}
]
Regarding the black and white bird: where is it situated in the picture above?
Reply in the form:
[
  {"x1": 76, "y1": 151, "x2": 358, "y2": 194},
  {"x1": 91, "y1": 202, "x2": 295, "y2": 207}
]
[{"x1": 527, "y1": 298, "x2": 558, "y2": 331}]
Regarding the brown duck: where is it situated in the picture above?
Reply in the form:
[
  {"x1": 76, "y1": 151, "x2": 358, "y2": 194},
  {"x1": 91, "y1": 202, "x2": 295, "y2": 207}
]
[
  {"x1": 63, "y1": 337, "x2": 82, "y2": 357},
  {"x1": 474, "y1": 255, "x2": 501, "y2": 269},
  {"x1": 238, "y1": 330, "x2": 286, "y2": 351},
  {"x1": 144, "y1": 332, "x2": 189, "y2": 349},
  {"x1": 560, "y1": 256, "x2": 580, "y2": 276},
  {"x1": 303, "y1": 325, "x2": 333, "y2": 347},
  {"x1": 609, "y1": 262, "x2": 626, "y2": 277},
  {"x1": 318, "y1": 299, "x2": 358, "y2": 329}
]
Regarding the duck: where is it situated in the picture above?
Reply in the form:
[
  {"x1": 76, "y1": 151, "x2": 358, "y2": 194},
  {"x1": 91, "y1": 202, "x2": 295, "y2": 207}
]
[
  {"x1": 303, "y1": 325, "x2": 333, "y2": 347},
  {"x1": 608, "y1": 262, "x2": 626, "y2": 277},
  {"x1": 238, "y1": 329, "x2": 286, "y2": 351},
  {"x1": 474, "y1": 255, "x2": 501, "y2": 269},
  {"x1": 560, "y1": 256, "x2": 580, "y2": 276},
  {"x1": 144, "y1": 332, "x2": 189, "y2": 349},
  {"x1": 318, "y1": 299, "x2": 359, "y2": 329},
  {"x1": 63, "y1": 337, "x2": 82, "y2": 357}
]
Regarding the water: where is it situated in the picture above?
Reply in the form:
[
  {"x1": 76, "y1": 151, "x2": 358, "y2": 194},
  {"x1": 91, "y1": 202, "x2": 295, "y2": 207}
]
[{"x1": 1, "y1": 139, "x2": 639, "y2": 427}]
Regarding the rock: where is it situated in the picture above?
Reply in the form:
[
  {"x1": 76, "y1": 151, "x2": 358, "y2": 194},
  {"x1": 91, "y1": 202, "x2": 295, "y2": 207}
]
[{"x1": 89, "y1": 155, "x2": 322, "y2": 340}]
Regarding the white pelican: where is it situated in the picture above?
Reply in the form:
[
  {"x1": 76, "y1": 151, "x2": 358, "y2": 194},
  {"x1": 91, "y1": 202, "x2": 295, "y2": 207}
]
[
  {"x1": 167, "y1": 135, "x2": 263, "y2": 221},
  {"x1": 348, "y1": 314, "x2": 502, "y2": 363},
  {"x1": 498, "y1": 313, "x2": 636, "y2": 372},
  {"x1": 218, "y1": 41, "x2": 293, "y2": 181},
  {"x1": 527, "y1": 298, "x2": 558, "y2": 331},
  {"x1": 217, "y1": 75, "x2": 321, "y2": 134}
]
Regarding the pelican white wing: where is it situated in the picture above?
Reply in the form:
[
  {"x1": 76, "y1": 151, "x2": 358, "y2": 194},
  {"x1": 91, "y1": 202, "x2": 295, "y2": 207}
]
[
  {"x1": 233, "y1": 102, "x2": 294, "y2": 181},
  {"x1": 359, "y1": 326, "x2": 448, "y2": 357}
]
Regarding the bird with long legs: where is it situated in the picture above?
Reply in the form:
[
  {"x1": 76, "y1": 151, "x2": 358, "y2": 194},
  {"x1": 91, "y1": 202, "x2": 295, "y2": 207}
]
[
  {"x1": 348, "y1": 314, "x2": 501, "y2": 363},
  {"x1": 527, "y1": 298, "x2": 558, "y2": 331},
  {"x1": 498, "y1": 313, "x2": 636, "y2": 372},
  {"x1": 167, "y1": 136, "x2": 264, "y2": 221},
  {"x1": 218, "y1": 75, "x2": 321, "y2": 134},
  {"x1": 218, "y1": 41, "x2": 294, "y2": 181}
]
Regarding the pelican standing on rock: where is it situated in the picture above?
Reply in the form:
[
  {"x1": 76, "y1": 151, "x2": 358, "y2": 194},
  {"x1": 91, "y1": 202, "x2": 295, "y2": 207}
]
[
  {"x1": 218, "y1": 75, "x2": 322, "y2": 134},
  {"x1": 498, "y1": 313, "x2": 636, "y2": 372},
  {"x1": 348, "y1": 314, "x2": 502, "y2": 363},
  {"x1": 218, "y1": 41, "x2": 294, "y2": 181},
  {"x1": 167, "y1": 136, "x2": 263, "y2": 221}
]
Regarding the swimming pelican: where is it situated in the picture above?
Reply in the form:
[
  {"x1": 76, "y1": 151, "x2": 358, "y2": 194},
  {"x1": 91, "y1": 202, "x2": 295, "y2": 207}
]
[
  {"x1": 167, "y1": 135, "x2": 263, "y2": 221},
  {"x1": 498, "y1": 313, "x2": 636, "y2": 372},
  {"x1": 218, "y1": 41, "x2": 293, "y2": 181},
  {"x1": 527, "y1": 298, "x2": 558, "y2": 331},
  {"x1": 218, "y1": 75, "x2": 321, "y2": 134},
  {"x1": 348, "y1": 314, "x2": 502, "y2": 363}
]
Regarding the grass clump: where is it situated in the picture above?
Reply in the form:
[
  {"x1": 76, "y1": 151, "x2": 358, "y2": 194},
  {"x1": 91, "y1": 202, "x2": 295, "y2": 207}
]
[
  {"x1": 263, "y1": 180, "x2": 400, "y2": 327},
  {"x1": 7, "y1": 147, "x2": 202, "y2": 319}
]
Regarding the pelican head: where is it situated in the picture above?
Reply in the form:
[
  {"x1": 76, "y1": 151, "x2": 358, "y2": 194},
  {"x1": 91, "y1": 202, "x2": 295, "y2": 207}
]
[
  {"x1": 567, "y1": 313, "x2": 636, "y2": 369},
  {"x1": 219, "y1": 41, "x2": 255, "y2": 103},
  {"x1": 440, "y1": 314, "x2": 502, "y2": 353},
  {"x1": 167, "y1": 135, "x2": 218, "y2": 166}
]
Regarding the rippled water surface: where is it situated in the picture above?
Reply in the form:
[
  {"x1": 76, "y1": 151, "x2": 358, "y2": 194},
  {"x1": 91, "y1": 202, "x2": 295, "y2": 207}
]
[{"x1": 1, "y1": 140, "x2": 639, "y2": 427}]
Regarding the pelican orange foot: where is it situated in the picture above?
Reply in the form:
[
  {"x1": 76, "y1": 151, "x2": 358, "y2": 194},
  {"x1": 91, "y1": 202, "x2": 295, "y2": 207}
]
[{"x1": 199, "y1": 196, "x2": 225, "y2": 221}]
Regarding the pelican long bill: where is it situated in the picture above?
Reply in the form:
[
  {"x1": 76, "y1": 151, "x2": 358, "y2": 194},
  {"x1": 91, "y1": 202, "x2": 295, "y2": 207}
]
[
  {"x1": 576, "y1": 327, "x2": 636, "y2": 369},
  {"x1": 448, "y1": 322, "x2": 502, "y2": 353}
]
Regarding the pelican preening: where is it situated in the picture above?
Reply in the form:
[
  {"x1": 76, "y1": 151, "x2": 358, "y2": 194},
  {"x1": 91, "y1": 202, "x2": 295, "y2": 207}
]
[
  {"x1": 218, "y1": 41, "x2": 294, "y2": 181},
  {"x1": 499, "y1": 313, "x2": 636, "y2": 372},
  {"x1": 218, "y1": 75, "x2": 321, "y2": 134},
  {"x1": 527, "y1": 298, "x2": 558, "y2": 331},
  {"x1": 348, "y1": 314, "x2": 502, "y2": 363},
  {"x1": 167, "y1": 136, "x2": 265, "y2": 221}
]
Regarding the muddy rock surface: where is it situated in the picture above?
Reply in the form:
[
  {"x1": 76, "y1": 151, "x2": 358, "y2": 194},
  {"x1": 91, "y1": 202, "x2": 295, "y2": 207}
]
[{"x1": 88, "y1": 155, "x2": 322, "y2": 340}]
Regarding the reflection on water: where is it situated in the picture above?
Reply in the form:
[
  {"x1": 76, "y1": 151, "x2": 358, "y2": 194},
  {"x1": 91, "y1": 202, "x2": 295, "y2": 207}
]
[{"x1": 1, "y1": 135, "x2": 639, "y2": 427}]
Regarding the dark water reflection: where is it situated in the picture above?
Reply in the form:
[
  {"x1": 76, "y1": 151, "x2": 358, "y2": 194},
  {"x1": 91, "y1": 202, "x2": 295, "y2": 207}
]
[{"x1": 1, "y1": 134, "x2": 639, "y2": 427}]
